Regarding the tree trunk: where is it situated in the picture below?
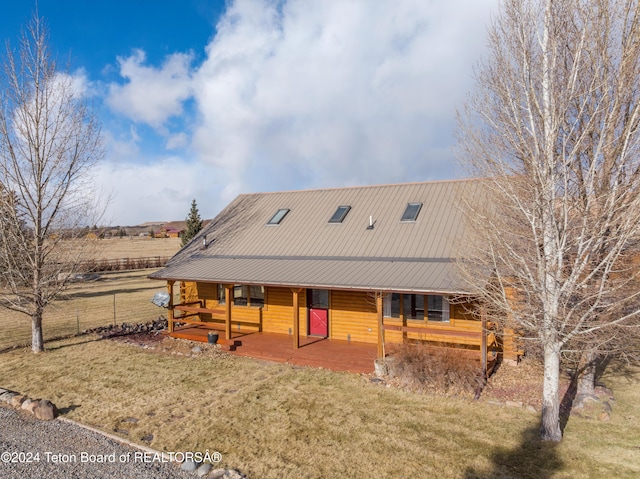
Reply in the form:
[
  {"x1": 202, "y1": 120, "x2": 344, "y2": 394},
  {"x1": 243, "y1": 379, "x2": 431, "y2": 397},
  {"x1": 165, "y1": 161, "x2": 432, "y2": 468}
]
[
  {"x1": 540, "y1": 342, "x2": 562, "y2": 441},
  {"x1": 31, "y1": 313, "x2": 44, "y2": 353},
  {"x1": 576, "y1": 350, "x2": 597, "y2": 396}
]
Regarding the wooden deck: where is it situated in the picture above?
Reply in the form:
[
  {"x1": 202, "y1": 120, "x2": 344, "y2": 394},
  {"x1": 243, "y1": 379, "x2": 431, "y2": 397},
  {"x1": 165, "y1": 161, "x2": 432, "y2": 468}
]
[{"x1": 167, "y1": 323, "x2": 378, "y2": 374}]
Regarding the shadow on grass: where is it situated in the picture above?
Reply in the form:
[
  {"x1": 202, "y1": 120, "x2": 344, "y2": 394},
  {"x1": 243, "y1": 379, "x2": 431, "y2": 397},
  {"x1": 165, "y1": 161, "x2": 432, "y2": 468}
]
[
  {"x1": 44, "y1": 335, "x2": 103, "y2": 351},
  {"x1": 58, "y1": 404, "x2": 81, "y2": 414},
  {"x1": 464, "y1": 424, "x2": 563, "y2": 478}
]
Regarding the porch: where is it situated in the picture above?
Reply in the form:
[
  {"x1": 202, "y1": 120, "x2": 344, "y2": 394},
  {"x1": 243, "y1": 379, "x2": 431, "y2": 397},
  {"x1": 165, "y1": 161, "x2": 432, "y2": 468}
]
[{"x1": 167, "y1": 323, "x2": 378, "y2": 374}]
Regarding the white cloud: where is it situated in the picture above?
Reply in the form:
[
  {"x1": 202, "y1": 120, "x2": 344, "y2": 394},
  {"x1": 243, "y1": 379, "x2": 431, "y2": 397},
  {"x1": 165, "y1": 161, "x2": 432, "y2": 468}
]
[
  {"x1": 191, "y1": 0, "x2": 499, "y2": 194},
  {"x1": 95, "y1": 156, "x2": 228, "y2": 226},
  {"x1": 106, "y1": 49, "x2": 194, "y2": 130},
  {"x1": 98, "y1": 0, "x2": 499, "y2": 224}
]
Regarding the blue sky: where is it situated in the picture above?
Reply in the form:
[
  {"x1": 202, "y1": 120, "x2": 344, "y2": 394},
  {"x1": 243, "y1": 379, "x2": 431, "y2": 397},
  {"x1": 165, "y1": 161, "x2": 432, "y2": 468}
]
[{"x1": 1, "y1": 0, "x2": 498, "y2": 225}]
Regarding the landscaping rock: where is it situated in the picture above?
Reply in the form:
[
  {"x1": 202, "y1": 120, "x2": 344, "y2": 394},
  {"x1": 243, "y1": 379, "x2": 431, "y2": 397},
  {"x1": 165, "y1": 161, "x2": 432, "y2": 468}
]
[
  {"x1": 505, "y1": 400, "x2": 523, "y2": 408},
  {"x1": 192, "y1": 346, "x2": 202, "y2": 353},
  {"x1": 0, "y1": 391, "x2": 16, "y2": 404},
  {"x1": 10, "y1": 394, "x2": 26, "y2": 407},
  {"x1": 209, "y1": 470, "x2": 227, "y2": 479},
  {"x1": 196, "y1": 462, "x2": 212, "y2": 476},
  {"x1": 34, "y1": 399, "x2": 58, "y2": 420},
  {"x1": 224, "y1": 469, "x2": 247, "y2": 479},
  {"x1": 181, "y1": 459, "x2": 199, "y2": 472},
  {"x1": 23, "y1": 399, "x2": 39, "y2": 414}
]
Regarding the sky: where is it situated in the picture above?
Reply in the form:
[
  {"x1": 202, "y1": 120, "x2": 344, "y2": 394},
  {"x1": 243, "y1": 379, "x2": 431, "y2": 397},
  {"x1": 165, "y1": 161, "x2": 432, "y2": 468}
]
[{"x1": 0, "y1": 0, "x2": 499, "y2": 226}]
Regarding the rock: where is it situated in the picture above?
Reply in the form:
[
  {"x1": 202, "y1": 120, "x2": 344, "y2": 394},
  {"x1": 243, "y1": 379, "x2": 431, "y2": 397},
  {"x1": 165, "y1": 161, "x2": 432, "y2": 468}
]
[
  {"x1": 192, "y1": 346, "x2": 202, "y2": 353},
  {"x1": 576, "y1": 393, "x2": 599, "y2": 404},
  {"x1": 602, "y1": 401, "x2": 613, "y2": 414},
  {"x1": 181, "y1": 459, "x2": 199, "y2": 472},
  {"x1": 122, "y1": 417, "x2": 139, "y2": 423},
  {"x1": 225, "y1": 469, "x2": 246, "y2": 479},
  {"x1": 525, "y1": 405, "x2": 537, "y2": 413},
  {"x1": 141, "y1": 434, "x2": 154, "y2": 443},
  {"x1": 0, "y1": 388, "x2": 8, "y2": 395},
  {"x1": 196, "y1": 463, "x2": 212, "y2": 477},
  {"x1": 21, "y1": 398, "x2": 33, "y2": 411},
  {"x1": 599, "y1": 411, "x2": 611, "y2": 421},
  {"x1": 0, "y1": 392, "x2": 16, "y2": 404},
  {"x1": 34, "y1": 399, "x2": 58, "y2": 420},
  {"x1": 11, "y1": 394, "x2": 26, "y2": 407},
  {"x1": 209, "y1": 470, "x2": 227, "y2": 479},
  {"x1": 23, "y1": 399, "x2": 39, "y2": 414},
  {"x1": 114, "y1": 429, "x2": 129, "y2": 436},
  {"x1": 486, "y1": 400, "x2": 505, "y2": 407},
  {"x1": 505, "y1": 400, "x2": 523, "y2": 408}
]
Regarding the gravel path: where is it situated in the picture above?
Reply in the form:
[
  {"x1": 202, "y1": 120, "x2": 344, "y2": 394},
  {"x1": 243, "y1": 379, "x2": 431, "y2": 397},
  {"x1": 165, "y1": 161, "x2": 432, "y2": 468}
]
[{"x1": 0, "y1": 405, "x2": 194, "y2": 479}]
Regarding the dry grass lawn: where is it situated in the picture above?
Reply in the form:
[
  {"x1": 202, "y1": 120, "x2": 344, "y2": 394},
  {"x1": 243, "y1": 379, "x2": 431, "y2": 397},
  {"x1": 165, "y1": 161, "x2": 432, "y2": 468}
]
[
  {"x1": 0, "y1": 270, "x2": 168, "y2": 351},
  {"x1": 1, "y1": 335, "x2": 639, "y2": 478}
]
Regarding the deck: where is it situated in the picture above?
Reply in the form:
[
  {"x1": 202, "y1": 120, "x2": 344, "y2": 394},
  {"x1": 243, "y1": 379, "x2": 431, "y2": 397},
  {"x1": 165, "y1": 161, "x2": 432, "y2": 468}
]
[{"x1": 167, "y1": 323, "x2": 378, "y2": 374}]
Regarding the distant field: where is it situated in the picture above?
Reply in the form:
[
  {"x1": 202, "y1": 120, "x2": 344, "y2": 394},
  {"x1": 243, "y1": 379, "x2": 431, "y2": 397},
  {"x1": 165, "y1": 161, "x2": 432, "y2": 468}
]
[{"x1": 90, "y1": 237, "x2": 182, "y2": 260}]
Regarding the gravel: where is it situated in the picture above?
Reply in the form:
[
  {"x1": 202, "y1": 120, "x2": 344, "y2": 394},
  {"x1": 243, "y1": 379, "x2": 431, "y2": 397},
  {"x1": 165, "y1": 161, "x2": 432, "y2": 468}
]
[{"x1": 0, "y1": 405, "x2": 195, "y2": 479}]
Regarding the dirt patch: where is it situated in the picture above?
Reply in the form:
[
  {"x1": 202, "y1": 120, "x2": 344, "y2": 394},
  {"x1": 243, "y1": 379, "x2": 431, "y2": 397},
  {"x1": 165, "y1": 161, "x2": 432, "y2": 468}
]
[
  {"x1": 109, "y1": 331, "x2": 231, "y2": 360},
  {"x1": 479, "y1": 356, "x2": 572, "y2": 411}
]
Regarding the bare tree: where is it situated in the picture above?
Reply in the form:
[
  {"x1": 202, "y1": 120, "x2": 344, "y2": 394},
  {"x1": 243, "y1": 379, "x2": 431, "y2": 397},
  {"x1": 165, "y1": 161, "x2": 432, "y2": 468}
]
[
  {"x1": 0, "y1": 14, "x2": 104, "y2": 353},
  {"x1": 456, "y1": 0, "x2": 640, "y2": 441}
]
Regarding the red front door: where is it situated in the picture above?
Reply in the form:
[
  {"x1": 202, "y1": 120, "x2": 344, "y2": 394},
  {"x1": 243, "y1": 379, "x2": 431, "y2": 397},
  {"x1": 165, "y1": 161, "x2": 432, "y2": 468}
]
[{"x1": 309, "y1": 308, "x2": 328, "y2": 336}]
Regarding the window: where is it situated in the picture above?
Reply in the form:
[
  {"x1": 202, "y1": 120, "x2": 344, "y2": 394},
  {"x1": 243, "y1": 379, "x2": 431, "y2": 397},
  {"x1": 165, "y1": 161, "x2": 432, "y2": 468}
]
[
  {"x1": 427, "y1": 295, "x2": 450, "y2": 322},
  {"x1": 232, "y1": 284, "x2": 264, "y2": 307},
  {"x1": 328, "y1": 205, "x2": 351, "y2": 223},
  {"x1": 403, "y1": 294, "x2": 424, "y2": 320},
  {"x1": 383, "y1": 293, "x2": 401, "y2": 318},
  {"x1": 308, "y1": 289, "x2": 329, "y2": 309},
  {"x1": 383, "y1": 293, "x2": 448, "y2": 322},
  {"x1": 249, "y1": 286, "x2": 264, "y2": 307},
  {"x1": 234, "y1": 285, "x2": 248, "y2": 306},
  {"x1": 267, "y1": 208, "x2": 290, "y2": 225},
  {"x1": 217, "y1": 284, "x2": 226, "y2": 304},
  {"x1": 401, "y1": 202, "x2": 422, "y2": 222}
]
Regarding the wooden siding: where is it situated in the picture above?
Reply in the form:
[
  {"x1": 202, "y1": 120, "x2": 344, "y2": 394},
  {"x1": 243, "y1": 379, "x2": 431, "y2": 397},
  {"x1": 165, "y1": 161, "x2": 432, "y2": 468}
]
[
  {"x1": 261, "y1": 287, "x2": 307, "y2": 336},
  {"x1": 330, "y1": 290, "x2": 378, "y2": 343}
]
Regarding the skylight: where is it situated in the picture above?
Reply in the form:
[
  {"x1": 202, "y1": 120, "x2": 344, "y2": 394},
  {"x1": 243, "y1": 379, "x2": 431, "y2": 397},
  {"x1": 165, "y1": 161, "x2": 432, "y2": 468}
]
[
  {"x1": 328, "y1": 205, "x2": 351, "y2": 223},
  {"x1": 267, "y1": 208, "x2": 290, "y2": 225},
  {"x1": 401, "y1": 202, "x2": 422, "y2": 222}
]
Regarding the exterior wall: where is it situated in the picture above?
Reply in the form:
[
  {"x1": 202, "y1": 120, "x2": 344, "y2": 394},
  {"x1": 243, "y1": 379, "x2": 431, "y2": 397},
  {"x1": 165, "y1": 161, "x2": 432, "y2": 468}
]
[
  {"x1": 261, "y1": 287, "x2": 307, "y2": 335},
  {"x1": 330, "y1": 290, "x2": 378, "y2": 343},
  {"x1": 177, "y1": 282, "x2": 484, "y2": 349}
]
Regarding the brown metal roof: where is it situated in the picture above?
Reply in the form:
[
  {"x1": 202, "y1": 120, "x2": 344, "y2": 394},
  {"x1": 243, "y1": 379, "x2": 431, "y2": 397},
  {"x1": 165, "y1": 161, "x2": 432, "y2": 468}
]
[{"x1": 150, "y1": 179, "x2": 480, "y2": 293}]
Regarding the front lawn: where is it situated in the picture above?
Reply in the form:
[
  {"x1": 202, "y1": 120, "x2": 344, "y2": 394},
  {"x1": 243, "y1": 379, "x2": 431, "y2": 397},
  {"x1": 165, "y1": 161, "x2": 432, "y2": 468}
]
[{"x1": 1, "y1": 335, "x2": 638, "y2": 478}]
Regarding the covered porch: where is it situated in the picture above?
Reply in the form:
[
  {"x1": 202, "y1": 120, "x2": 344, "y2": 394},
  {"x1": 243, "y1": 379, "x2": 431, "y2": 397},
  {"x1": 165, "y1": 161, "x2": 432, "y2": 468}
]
[{"x1": 167, "y1": 322, "x2": 378, "y2": 374}]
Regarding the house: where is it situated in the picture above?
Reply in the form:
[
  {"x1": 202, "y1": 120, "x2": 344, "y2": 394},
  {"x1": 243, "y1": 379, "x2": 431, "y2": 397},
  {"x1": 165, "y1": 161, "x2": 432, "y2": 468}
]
[
  {"x1": 150, "y1": 180, "x2": 512, "y2": 373},
  {"x1": 159, "y1": 221, "x2": 187, "y2": 238}
]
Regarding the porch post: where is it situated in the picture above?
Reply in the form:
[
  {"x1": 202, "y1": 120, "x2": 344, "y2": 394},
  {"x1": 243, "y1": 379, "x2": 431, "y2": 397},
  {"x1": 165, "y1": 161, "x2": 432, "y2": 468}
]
[
  {"x1": 167, "y1": 281, "x2": 175, "y2": 333},
  {"x1": 376, "y1": 292, "x2": 384, "y2": 358},
  {"x1": 225, "y1": 285, "x2": 232, "y2": 341},
  {"x1": 481, "y1": 305, "x2": 487, "y2": 378},
  {"x1": 292, "y1": 289, "x2": 300, "y2": 349}
]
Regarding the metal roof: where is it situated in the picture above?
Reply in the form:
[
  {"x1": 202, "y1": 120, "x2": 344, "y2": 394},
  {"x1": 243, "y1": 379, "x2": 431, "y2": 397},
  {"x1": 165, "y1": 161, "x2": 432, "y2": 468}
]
[{"x1": 150, "y1": 179, "x2": 481, "y2": 294}]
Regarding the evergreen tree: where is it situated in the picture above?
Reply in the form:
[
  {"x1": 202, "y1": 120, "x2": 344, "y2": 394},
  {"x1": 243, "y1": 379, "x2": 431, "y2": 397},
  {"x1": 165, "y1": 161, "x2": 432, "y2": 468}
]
[{"x1": 182, "y1": 199, "x2": 203, "y2": 247}]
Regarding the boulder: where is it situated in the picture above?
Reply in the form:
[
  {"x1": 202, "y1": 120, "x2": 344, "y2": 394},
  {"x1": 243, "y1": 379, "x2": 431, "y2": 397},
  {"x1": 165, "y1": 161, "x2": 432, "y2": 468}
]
[{"x1": 34, "y1": 399, "x2": 58, "y2": 420}]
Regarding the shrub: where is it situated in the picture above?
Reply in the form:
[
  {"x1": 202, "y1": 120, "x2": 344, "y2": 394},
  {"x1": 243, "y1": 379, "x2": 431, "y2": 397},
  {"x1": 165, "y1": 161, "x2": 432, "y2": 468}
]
[{"x1": 392, "y1": 343, "x2": 484, "y2": 397}]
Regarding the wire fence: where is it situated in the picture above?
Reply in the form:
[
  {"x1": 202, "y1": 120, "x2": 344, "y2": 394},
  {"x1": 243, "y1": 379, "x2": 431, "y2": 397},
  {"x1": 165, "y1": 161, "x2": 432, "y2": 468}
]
[{"x1": 0, "y1": 270, "x2": 174, "y2": 351}]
